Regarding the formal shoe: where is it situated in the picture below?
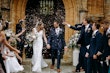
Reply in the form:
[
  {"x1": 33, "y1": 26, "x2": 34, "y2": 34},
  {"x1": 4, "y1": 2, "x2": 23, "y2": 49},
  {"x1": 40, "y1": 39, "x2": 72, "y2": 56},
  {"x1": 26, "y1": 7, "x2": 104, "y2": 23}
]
[
  {"x1": 57, "y1": 69, "x2": 61, "y2": 73},
  {"x1": 50, "y1": 65, "x2": 54, "y2": 69}
]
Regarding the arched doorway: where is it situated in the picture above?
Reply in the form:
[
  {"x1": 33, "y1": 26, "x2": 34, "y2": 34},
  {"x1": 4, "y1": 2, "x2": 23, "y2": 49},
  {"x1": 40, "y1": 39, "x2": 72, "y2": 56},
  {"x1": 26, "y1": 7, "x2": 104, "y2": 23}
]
[
  {"x1": 10, "y1": 0, "x2": 79, "y2": 61},
  {"x1": 25, "y1": 0, "x2": 65, "y2": 58},
  {"x1": 10, "y1": 0, "x2": 78, "y2": 41}
]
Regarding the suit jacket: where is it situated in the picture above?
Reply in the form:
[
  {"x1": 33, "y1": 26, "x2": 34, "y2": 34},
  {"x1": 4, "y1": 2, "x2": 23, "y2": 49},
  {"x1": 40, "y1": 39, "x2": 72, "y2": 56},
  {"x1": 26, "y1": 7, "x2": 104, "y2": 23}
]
[
  {"x1": 48, "y1": 28, "x2": 66, "y2": 50},
  {"x1": 101, "y1": 31, "x2": 110, "y2": 60},
  {"x1": 108, "y1": 34, "x2": 110, "y2": 55},
  {"x1": 69, "y1": 24, "x2": 93, "y2": 56},
  {"x1": 70, "y1": 24, "x2": 92, "y2": 46},
  {"x1": 89, "y1": 31, "x2": 102, "y2": 57}
]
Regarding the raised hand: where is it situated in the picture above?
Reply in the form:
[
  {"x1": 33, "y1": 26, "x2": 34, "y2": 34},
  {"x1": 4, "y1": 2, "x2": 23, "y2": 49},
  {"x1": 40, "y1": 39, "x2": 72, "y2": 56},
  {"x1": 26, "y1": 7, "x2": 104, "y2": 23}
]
[{"x1": 62, "y1": 22, "x2": 68, "y2": 26}]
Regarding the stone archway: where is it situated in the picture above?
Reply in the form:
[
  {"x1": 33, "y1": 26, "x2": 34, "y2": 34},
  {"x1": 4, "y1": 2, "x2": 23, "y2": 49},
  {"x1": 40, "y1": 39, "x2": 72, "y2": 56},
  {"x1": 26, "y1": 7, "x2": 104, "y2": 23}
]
[
  {"x1": 10, "y1": 0, "x2": 83, "y2": 63},
  {"x1": 9, "y1": 0, "x2": 89, "y2": 63},
  {"x1": 10, "y1": 0, "x2": 79, "y2": 42}
]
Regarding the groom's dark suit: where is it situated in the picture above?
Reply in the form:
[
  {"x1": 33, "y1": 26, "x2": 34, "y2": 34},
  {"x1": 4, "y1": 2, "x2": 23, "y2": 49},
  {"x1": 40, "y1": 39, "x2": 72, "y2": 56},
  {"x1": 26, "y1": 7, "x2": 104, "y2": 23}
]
[{"x1": 48, "y1": 27, "x2": 66, "y2": 69}]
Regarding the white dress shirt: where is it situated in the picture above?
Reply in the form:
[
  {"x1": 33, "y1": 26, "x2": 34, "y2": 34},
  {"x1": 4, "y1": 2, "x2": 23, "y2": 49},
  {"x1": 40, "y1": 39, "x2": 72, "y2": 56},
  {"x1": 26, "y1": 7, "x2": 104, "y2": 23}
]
[
  {"x1": 85, "y1": 24, "x2": 90, "y2": 32},
  {"x1": 55, "y1": 27, "x2": 60, "y2": 35},
  {"x1": 106, "y1": 27, "x2": 110, "y2": 35},
  {"x1": 92, "y1": 29, "x2": 98, "y2": 36}
]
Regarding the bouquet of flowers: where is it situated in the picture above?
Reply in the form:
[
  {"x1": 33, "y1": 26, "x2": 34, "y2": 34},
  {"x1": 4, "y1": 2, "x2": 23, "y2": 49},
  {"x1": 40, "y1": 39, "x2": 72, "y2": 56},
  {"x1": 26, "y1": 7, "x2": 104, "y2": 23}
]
[
  {"x1": 9, "y1": 37, "x2": 17, "y2": 47},
  {"x1": 67, "y1": 31, "x2": 80, "y2": 49},
  {"x1": 25, "y1": 32, "x2": 38, "y2": 47},
  {"x1": 4, "y1": 29, "x2": 14, "y2": 37}
]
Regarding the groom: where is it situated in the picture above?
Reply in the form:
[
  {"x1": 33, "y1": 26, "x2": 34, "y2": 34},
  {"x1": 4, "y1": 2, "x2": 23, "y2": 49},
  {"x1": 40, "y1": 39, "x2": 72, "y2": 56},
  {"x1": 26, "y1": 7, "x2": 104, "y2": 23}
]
[{"x1": 47, "y1": 20, "x2": 67, "y2": 72}]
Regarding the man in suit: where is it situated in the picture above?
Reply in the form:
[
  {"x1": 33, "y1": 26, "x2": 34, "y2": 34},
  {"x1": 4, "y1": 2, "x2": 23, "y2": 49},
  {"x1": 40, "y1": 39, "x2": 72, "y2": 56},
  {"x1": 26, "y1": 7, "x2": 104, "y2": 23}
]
[
  {"x1": 106, "y1": 26, "x2": 110, "y2": 73},
  {"x1": 63, "y1": 17, "x2": 93, "y2": 72},
  {"x1": 100, "y1": 20, "x2": 110, "y2": 73},
  {"x1": 16, "y1": 19, "x2": 25, "y2": 64},
  {"x1": 47, "y1": 20, "x2": 67, "y2": 73},
  {"x1": 85, "y1": 23, "x2": 102, "y2": 73}
]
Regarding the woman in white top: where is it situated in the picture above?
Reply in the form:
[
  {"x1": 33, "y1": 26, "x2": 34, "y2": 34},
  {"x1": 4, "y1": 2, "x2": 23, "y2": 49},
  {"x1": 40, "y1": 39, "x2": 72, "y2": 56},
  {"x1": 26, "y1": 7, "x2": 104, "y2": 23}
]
[{"x1": 1, "y1": 37, "x2": 24, "y2": 73}]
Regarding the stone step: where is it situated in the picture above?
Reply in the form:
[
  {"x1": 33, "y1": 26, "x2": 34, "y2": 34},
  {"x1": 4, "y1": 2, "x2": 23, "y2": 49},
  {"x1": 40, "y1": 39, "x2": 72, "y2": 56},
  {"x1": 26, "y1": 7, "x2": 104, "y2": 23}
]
[
  {"x1": 18, "y1": 59, "x2": 84, "y2": 73},
  {"x1": 18, "y1": 59, "x2": 32, "y2": 73}
]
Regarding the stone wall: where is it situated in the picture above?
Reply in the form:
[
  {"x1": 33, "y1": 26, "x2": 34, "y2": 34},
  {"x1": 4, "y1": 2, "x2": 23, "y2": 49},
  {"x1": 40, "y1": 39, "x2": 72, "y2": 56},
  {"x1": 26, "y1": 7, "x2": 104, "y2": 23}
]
[
  {"x1": 1, "y1": 0, "x2": 10, "y2": 20},
  {"x1": 0, "y1": 0, "x2": 108, "y2": 40},
  {"x1": 88, "y1": 0, "x2": 104, "y2": 17},
  {"x1": 104, "y1": 0, "x2": 110, "y2": 20}
]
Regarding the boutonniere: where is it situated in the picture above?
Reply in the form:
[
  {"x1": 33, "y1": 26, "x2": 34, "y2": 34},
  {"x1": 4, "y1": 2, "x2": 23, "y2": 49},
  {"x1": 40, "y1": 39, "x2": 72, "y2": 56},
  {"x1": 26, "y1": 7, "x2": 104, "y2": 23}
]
[
  {"x1": 59, "y1": 28, "x2": 63, "y2": 34},
  {"x1": 92, "y1": 34, "x2": 96, "y2": 38},
  {"x1": 87, "y1": 28, "x2": 91, "y2": 33}
]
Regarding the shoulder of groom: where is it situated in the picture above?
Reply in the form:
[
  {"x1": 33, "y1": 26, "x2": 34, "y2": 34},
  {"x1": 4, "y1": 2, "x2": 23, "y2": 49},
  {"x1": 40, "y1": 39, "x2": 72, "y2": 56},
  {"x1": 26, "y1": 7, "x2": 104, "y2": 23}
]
[{"x1": 50, "y1": 28, "x2": 54, "y2": 31}]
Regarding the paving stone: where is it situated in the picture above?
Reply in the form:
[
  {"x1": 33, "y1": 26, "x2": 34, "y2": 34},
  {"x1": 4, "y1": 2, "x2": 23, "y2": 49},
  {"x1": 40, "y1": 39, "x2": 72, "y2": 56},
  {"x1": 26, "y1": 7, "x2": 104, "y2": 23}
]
[{"x1": 18, "y1": 59, "x2": 85, "y2": 73}]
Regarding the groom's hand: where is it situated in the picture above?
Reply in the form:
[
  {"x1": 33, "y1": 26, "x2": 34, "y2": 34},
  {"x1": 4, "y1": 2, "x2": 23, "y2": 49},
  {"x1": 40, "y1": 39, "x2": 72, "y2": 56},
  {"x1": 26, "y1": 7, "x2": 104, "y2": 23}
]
[{"x1": 46, "y1": 44, "x2": 51, "y2": 49}]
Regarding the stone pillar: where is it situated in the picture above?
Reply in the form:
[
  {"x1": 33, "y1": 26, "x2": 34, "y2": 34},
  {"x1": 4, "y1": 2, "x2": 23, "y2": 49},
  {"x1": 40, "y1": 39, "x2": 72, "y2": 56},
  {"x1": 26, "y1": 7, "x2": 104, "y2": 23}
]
[
  {"x1": 79, "y1": 10, "x2": 88, "y2": 23},
  {"x1": 79, "y1": 0, "x2": 88, "y2": 23},
  {"x1": 104, "y1": 0, "x2": 110, "y2": 20},
  {"x1": 81, "y1": 0, "x2": 87, "y2": 11}
]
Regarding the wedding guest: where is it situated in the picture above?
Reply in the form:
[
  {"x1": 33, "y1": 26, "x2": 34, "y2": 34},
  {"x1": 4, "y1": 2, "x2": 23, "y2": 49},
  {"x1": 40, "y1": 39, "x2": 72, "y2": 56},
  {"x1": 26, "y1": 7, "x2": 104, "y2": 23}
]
[
  {"x1": 16, "y1": 19, "x2": 26, "y2": 60},
  {"x1": 100, "y1": 20, "x2": 110, "y2": 73},
  {"x1": 63, "y1": 17, "x2": 93, "y2": 72},
  {"x1": 105, "y1": 24, "x2": 110, "y2": 73},
  {"x1": 0, "y1": 22, "x2": 20, "y2": 73},
  {"x1": 3, "y1": 21, "x2": 12, "y2": 40},
  {"x1": 1, "y1": 36, "x2": 24, "y2": 73},
  {"x1": 86, "y1": 22, "x2": 102, "y2": 73}
]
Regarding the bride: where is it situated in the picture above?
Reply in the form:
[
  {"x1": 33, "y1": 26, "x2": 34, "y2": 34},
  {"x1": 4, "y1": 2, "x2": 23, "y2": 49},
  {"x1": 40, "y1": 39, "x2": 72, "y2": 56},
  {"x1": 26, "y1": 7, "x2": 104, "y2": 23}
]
[{"x1": 31, "y1": 22, "x2": 48, "y2": 72}]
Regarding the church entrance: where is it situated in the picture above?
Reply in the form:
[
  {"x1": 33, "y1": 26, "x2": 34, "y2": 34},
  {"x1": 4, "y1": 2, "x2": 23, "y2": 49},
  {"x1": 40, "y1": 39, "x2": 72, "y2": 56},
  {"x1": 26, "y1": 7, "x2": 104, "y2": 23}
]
[{"x1": 25, "y1": 0, "x2": 65, "y2": 58}]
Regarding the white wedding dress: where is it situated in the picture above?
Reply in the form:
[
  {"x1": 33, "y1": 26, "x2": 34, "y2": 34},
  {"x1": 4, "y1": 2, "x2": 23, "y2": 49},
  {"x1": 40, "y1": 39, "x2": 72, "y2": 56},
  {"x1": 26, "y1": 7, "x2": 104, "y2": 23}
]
[{"x1": 32, "y1": 28, "x2": 48, "y2": 72}]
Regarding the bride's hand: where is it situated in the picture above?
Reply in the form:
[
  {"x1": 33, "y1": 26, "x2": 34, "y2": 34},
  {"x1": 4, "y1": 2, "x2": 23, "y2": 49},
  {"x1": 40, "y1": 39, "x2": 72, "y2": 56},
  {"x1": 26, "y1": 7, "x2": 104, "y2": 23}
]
[
  {"x1": 16, "y1": 50, "x2": 20, "y2": 54},
  {"x1": 46, "y1": 44, "x2": 51, "y2": 49}
]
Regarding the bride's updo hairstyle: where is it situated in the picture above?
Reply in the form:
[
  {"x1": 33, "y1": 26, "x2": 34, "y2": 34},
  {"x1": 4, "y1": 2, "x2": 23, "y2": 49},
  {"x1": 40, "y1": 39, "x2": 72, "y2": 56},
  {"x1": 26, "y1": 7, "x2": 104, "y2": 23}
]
[{"x1": 36, "y1": 22, "x2": 44, "y2": 30}]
